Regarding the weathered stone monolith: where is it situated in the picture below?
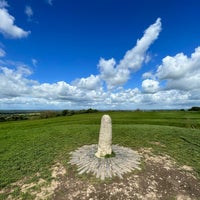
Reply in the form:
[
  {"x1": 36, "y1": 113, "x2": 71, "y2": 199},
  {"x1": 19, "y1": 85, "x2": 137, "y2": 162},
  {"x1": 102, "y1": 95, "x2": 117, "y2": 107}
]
[{"x1": 95, "y1": 115, "x2": 112, "y2": 158}]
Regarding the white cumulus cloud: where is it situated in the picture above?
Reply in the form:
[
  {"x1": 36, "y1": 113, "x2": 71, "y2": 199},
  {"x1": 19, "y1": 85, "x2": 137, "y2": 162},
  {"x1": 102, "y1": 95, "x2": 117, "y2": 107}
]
[
  {"x1": 118, "y1": 18, "x2": 161, "y2": 71},
  {"x1": 72, "y1": 75, "x2": 101, "y2": 90},
  {"x1": 0, "y1": 7, "x2": 30, "y2": 38},
  {"x1": 0, "y1": 66, "x2": 35, "y2": 98},
  {"x1": 98, "y1": 57, "x2": 130, "y2": 88},
  {"x1": 0, "y1": 65, "x2": 198, "y2": 110},
  {"x1": 156, "y1": 47, "x2": 200, "y2": 91},
  {"x1": 98, "y1": 18, "x2": 162, "y2": 89},
  {"x1": 142, "y1": 79, "x2": 159, "y2": 93},
  {"x1": 32, "y1": 81, "x2": 78, "y2": 99}
]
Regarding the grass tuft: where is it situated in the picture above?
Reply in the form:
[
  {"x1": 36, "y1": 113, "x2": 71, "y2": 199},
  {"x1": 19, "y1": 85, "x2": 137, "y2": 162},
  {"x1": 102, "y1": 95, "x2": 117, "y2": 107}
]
[{"x1": 104, "y1": 151, "x2": 116, "y2": 158}]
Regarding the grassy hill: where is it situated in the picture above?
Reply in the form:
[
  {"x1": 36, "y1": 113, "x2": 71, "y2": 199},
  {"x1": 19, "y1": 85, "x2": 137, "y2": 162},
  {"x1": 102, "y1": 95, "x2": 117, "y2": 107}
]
[{"x1": 0, "y1": 111, "x2": 200, "y2": 193}]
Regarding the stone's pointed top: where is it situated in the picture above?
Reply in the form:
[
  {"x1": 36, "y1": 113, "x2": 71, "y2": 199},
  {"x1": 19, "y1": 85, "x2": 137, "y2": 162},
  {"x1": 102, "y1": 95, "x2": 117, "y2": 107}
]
[{"x1": 101, "y1": 114, "x2": 111, "y2": 123}]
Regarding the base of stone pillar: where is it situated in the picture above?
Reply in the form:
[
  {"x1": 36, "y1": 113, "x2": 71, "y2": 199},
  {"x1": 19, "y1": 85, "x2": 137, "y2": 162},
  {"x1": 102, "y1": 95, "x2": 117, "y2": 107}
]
[{"x1": 69, "y1": 144, "x2": 141, "y2": 180}]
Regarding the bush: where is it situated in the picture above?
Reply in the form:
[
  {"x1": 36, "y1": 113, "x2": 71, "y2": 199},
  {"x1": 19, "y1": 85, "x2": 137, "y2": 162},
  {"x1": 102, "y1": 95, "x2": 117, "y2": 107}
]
[
  {"x1": 0, "y1": 117, "x2": 6, "y2": 122},
  {"x1": 62, "y1": 110, "x2": 75, "y2": 116},
  {"x1": 188, "y1": 107, "x2": 200, "y2": 111}
]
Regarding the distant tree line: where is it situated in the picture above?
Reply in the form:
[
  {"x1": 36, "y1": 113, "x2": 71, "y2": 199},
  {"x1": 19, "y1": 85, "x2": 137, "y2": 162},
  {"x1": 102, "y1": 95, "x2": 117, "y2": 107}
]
[
  {"x1": 0, "y1": 114, "x2": 29, "y2": 122},
  {"x1": 188, "y1": 107, "x2": 200, "y2": 111},
  {"x1": 61, "y1": 108, "x2": 99, "y2": 116},
  {"x1": 0, "y1": 108, "x2": 99, "y2": 122},
  {"x1": 40, "y1": 108, "x2": 99, "y2": 118},
  {"x1": 1, "y1": 107, "x2": 199, "y2": 122}
]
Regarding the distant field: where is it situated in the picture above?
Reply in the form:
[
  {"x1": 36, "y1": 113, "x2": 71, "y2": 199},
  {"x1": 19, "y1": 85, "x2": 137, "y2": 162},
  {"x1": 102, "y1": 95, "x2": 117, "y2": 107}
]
[{"x1": 0, "y1": 111, "x2": 200, "y2": 197}]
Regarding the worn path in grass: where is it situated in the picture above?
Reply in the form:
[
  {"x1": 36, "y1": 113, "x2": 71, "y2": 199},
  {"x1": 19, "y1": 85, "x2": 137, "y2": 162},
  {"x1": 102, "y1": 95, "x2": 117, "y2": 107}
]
[{"x1": 0, "y1": 111, "x2": 200, "y2": 199}]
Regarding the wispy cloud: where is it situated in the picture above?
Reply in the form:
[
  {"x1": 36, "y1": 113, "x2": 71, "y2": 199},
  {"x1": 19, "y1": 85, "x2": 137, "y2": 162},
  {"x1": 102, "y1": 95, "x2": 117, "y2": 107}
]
[
  {"x1": 0, "y1": 0, "x2": 8, "y2": 8},
  {"x1": 25, "y1": 5, "x2": 33, "y2": 20},
  {"x1": 32, "y1": 59, "x2": 37, "y2": 67},
  {"x1": 0, "y1": 48, "x2": 6, "y2": 57},
  {"x1": 46, "y1": 0, "x2": 53, "y2": 6}
]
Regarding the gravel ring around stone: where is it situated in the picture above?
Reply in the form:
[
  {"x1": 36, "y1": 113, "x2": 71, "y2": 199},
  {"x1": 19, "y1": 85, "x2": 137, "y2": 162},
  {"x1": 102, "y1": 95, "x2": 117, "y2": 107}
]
[{"x1": 69, "y1": 144, "x2": 141, "y2": 180}]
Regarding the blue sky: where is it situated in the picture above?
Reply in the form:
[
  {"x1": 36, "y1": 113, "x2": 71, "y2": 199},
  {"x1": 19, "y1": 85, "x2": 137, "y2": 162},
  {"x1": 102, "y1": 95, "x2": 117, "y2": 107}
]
[{"x1": 0, "y1": 0, "x2": 200, "y2": 110}]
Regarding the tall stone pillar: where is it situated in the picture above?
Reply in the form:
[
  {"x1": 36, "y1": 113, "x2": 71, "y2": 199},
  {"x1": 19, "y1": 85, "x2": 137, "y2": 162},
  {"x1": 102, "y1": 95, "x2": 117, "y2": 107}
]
[{"x1": 95, "y1": 115, "x2": 112, "y2": 158}]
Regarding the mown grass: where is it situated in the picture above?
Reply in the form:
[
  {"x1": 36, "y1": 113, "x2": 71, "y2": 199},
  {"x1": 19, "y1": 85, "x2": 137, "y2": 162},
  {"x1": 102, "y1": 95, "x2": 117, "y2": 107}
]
[{"x1": 0, "y1": 111, "x2": 200, "y2": 194}]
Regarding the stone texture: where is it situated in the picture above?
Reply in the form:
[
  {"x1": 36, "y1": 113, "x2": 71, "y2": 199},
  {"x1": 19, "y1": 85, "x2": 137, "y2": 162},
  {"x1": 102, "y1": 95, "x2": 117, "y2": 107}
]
[
  {"x1": 69, "y1": 144, "x2": 141, "y2": 180},
  {"x1": 95, "y1": 115, "x2": 112, "y2": 158}
]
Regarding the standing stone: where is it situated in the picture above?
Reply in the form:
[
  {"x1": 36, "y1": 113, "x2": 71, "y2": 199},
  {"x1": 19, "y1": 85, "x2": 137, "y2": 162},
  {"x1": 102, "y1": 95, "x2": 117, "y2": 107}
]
[{"x1": 95, "y1": 115, "x2": 112, "y2": 158}]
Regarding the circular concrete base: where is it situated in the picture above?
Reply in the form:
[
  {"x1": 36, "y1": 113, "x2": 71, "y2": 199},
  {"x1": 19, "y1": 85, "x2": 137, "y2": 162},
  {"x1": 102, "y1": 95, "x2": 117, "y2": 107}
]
[{"x1": 69, "y1": 144, "x2": 141, "y2": 180}]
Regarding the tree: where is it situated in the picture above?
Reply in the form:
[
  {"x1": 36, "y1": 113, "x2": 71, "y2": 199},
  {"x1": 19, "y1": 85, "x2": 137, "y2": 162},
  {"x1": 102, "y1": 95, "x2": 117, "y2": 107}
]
[{"x1": 188, "y1": 107, "x2": 200, "y2": 111}]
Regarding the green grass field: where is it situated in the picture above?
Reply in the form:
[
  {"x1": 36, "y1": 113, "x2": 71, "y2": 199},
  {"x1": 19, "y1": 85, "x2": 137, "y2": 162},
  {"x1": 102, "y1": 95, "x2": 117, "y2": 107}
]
[{"x1": 0, "y1": 111, "x2": 200, "y2": 194}]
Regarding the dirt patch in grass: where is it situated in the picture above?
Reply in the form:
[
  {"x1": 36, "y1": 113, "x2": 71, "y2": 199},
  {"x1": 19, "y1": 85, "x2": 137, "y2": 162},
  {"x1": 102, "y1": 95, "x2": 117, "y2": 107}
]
[
  {"x1": 1, "y1": 148, "x2": 200, "y2": 199},
  {"x1": 52, "y1": 148, "x2": 200, "y2": 200},
  {"x1": 0, "y1": 163, "x2": 66, "y2": 200}
]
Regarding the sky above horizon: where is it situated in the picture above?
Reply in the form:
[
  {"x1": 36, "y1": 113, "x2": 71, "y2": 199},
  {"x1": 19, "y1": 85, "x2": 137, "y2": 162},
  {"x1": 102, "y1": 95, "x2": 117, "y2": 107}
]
[{"x1": 0, "y1": 0, "x2": 200, "y2": 110}]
